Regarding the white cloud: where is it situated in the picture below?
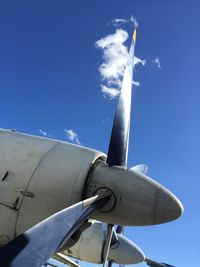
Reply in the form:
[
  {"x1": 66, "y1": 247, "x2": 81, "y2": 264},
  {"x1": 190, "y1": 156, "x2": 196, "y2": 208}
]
[
  {"x1": 96, "y1": 29, "x2": 129, "y2": 81},
  {"x1": 108, "y1": 18, "x2": 129, "y2": 27},
  {"x1": 96, "y1": 28, "x2": 146, "y2": 100},
  {"x1": 152, "y1": 57, "x2": 161, "y2": 69},
  {"x1": 108, "y1": 15, "x2": 139, "y2": 28},
  {"x1": 133, "y1": 80, "x2": 140, "y2": 86},
  {"x1": 64, "y1": 129, "x2": 81, "y2": 145},
  {"x1": 38, "y1": 129, "x2": 48, "y2": 136},
  {"x1": 101, "y1": 85, "x2": 120, "y2": 100},
  {"x1": 134, "y1": 56, "x2": 147, "y2": 66}
]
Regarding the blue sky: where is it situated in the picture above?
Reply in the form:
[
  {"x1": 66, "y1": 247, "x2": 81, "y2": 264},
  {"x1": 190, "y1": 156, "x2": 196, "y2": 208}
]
[{"x1": 0, "y1": 1, "x2": 199, "y2": 267}]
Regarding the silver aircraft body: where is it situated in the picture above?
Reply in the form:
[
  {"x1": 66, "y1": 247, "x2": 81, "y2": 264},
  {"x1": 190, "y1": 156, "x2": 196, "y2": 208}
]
[{"x1": 0, "y1": 128, "x2": 182, "y2": 246}]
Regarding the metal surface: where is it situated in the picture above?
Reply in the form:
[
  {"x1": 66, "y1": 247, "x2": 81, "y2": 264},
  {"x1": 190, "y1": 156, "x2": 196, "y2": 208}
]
[
  {"x1": 53, "y1": 253, "x2": 80, "y2": 267},
  {"x1": 108, "y1": 234, "x2": 145, "y2": 264},
  {"x1": 0, "y1": 195, "x2": 110, "y2": 267},
  {"x1": 94, "y1": 188, "x2": 116, "y2": 212},
  {"x1": 0, "y1": 129, "x2": 105, "y2": 246},
  {"x1": 102, "y1": 224, "x2": 114, "y2": 267},
  {"x1": 106, "y1": 31, "x2": 136, "y2": 167},
  {"x1": 62, "y1": 220, "x2": 145, "y2": 265},
  {"x1": 145, "y1": 258, "x2": 175, "y2": 267},
  {"x1": 86, "y1": 161, "x2": 183, "y2": 226},
  {"x1": 63, "y1": 220, "x2": 105, "y2": 263},
  {"x1": 116, "y1": 225, "x2": 125, "y2": 235},
  {"x1": 129, "y1": 164, "x2": 148, "y2": 175}
]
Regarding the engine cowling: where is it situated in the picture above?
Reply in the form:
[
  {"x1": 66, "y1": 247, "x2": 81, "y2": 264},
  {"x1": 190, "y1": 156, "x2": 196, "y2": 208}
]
[
  {"x1": 0, "y1": 129, "x2": 105, "y2": 245},
  {"x1": 62, "y1": 220, "x2": 145, "y2": 264}
]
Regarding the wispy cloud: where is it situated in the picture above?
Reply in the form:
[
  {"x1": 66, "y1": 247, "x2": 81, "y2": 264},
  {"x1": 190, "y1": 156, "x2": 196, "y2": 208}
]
[
  {"x1": 133, "y1": 80, "x2": 140, "y2": 86},
  {"x1": 130, "y1": 15, "x2": 139, "y2": 28},
  {"x1": 64, "y1": 129, "x2": 81, "y2": 145},
  {"x1": 101, "y1": 85, "x2": 119, "y2": 100},
  {"x1": 95, "y1": 26, "x2": 146, "y2": 100},
  {"x1": 152, "y1": 57, "x2": 161, "y2": 69},
  {"x1": 108, "y1": 15, "x2": 138, "y2": 28},
  {"x1": 38, "y1": 129, "x2": 48, "y2": 136},
  {"x1": 101, "y1": 118, "x2": 110, "y2": 124},
  {"x1": 134, "y1": 56, "x2": 146, "y2": 66}
]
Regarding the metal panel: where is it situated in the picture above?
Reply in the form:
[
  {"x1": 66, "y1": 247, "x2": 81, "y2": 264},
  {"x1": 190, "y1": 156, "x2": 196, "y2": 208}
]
[
  {"x1": 62, "y1": 220, "x2": 104, "y2": 263},
  {"x1": 16, "y1": 139, "x2": 105, "y2": 235},
  {"x1": 0, "y1": 130, "x2": 56, "y2": 209},
  {"x1": 0, "y1": 129, "x2": 105, "y2": 244},
  {"x1": 0, "y1": 130, "x2": 57, "y2": 244}
]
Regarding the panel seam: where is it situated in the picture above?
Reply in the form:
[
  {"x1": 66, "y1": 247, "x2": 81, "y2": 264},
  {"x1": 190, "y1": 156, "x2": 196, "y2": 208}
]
[{"x1": 14, "y1": 141, "x2": 60, "y2": 237}]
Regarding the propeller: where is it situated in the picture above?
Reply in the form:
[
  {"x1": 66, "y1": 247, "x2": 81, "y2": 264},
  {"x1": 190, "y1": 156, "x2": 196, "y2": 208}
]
[
  {"x1": 116, "y1": 224, "x2": 125, "y2": 235},
  {"x1": 145, "y1": 258, "x2": 175, "y2": 267},
  {"x1": 109, "y1": 228, "x2": 175, "y2": 267},
  {"x1": 102, "y1": 29, "x2": 137, "y2": 267},
  {"x1": 0, "y1": 193, "x2": 111, "y2": 267}
]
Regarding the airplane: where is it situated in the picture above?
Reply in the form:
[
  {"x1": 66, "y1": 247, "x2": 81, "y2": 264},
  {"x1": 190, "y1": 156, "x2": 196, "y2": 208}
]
[{"x1": 0, "y1": 29, "x2": 183, "y2": 266}]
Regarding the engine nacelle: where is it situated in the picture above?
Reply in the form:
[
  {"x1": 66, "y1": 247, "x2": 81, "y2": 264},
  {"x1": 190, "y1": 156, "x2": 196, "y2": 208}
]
[
  {"x1": 0, "y1": 129, "x2": 105, "y2": 246},
  {"x1": 62, "y1": 220, "x2": 145, "y2": 264}
]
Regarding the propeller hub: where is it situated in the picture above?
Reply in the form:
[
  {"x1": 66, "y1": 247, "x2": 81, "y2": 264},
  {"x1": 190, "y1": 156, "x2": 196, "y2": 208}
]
[
  {"x1": 108, "y1": 234, "x2": 145, "y2": 264},
  {"x1": 85, "y1": 160, "x2": 183, "y2": 226},
  {"x1": 94, "y1": 188, "x2": 116, "y2": 212}
]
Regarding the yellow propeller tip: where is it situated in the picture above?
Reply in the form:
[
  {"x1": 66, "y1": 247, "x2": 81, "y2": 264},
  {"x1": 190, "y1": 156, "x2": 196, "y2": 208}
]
[{"x1": 133, "y1": 29, "x2": 137, "y2": 43}]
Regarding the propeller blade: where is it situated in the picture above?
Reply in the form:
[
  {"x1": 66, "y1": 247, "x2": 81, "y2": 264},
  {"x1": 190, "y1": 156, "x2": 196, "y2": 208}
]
[
  {"x1": 145, "y1": 258, "x2": 175, "y2": 267},
  {"x1": 0, "y1": 194, "x2": 111, "y2": 267},
  {"x1": 129, "y1": 164, "x2": 148, "y2": 175},
  {"x1": 53, "y1": 253, "x2": 81, "y2": 267},
  {"x1": 110, "y1": 228, "x2": 118, "y2": 246},
  {"x1": 103, "y1": 224, "x2": 114, "y2": 267},
  {"x1": 106, "y1": 30, "x2": 136, "y2": 167},
  {"x1": 108, "y1": 260, "x2": 114, "y2": 267},
  {"x1": 43, "y1": 262, "x2": 59, "y2": 267},
  {"x1": 116, "y1": 225, "x2": 125, "y2": 235}
]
